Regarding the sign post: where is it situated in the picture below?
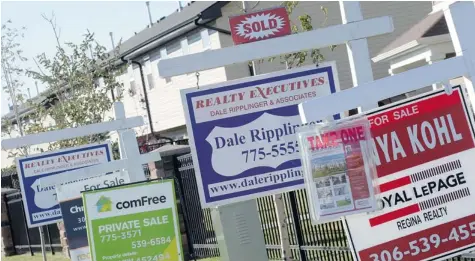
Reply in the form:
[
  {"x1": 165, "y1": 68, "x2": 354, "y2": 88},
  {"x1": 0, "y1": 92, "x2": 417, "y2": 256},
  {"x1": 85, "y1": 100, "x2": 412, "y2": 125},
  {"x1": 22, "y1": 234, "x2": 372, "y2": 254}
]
[
  {"x1": 159, "y1": 3, "x2": 394, "y2": 259},
  {"x1": 56, "y1": 172, "x2": 130, "y2": 261},
  {"x1": 2, "y1": 101, "x2": 156, "y2": 261},
  {"x1": 181, "y1": 63, "x2": 341, "y2": 260},
  {"x1": 82, "y1": 180, "x2": 183, "y2": 261},
  {"x1": 297, "y1": 2, "x2": 475, "y2": 259}
]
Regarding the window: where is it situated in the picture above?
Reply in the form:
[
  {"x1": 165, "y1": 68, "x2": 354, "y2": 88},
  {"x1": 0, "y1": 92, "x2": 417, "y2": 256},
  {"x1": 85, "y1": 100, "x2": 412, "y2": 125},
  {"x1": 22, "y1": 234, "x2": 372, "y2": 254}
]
[
  {"x1": 156, "y1": 61, "x2": 172, "y2": 84},
  {"x1": 166, "y1": 42, "x2": 181, "y2": 55},
  {"x1": 147, "y1": 74, "x2": 155, "y2": 89},
  {"x1": 129, "y1": 80, "x2": 137, "y2": 96},
  {"x1": 202, "y1": 30, "x2": 211, "y2": 49},
  {"x1": 116, "y1": 81, "x2": 124, "y2": 97},
  {"x1": 208, "y1": 26, "x2": 217, "y2": 35},
  {"x1": 94, "y1": 78, "x2": 102, "y2": 88},
  {"x1": 187, "y1": 32, "x2": 201, "y2": 45}
]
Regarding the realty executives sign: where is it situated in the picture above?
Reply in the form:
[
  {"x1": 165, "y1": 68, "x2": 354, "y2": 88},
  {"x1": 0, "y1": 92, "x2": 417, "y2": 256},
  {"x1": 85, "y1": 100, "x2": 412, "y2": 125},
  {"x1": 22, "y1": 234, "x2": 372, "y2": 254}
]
[
  {"x1": 344, "y1": 86, "x2": 475, "y2": 261},
  {"x1": 181, "y1": 63, "x2": 341, "y2": 207},
  {"x1": 16, "y1": 142, "x2": 112, "y2": 227}
]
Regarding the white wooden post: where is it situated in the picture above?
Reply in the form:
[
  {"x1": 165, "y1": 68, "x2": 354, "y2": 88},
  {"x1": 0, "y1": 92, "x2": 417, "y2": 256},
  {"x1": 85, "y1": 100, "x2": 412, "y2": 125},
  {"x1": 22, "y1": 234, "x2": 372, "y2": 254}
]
[
  {"x1": 241, "y1": 1, "x2": 292, "y2": 256},
  {"x1": 299, "y1": 55, "x2": 469, "y2": 122},
  {"x1": 114, "y1": 102, "x2": 148, "y2": 182},
  {"x1": 2, "y1": 104, "x2": 148, "y2": 184},
  {"x1": 1, "y1": 116, "x2": 144, "y2": 149},
  {"x1": 272, "y1": 64, "x2": 294, "y2": 261},
  {"x1": 39, "y1": 151, "x2": 161, "y2": 187},
  {"x1": 443, "y1": 1, "x2": 475, "y2": 110},
  {"x1": 426, "y1": 54, "x2": 447, "y2": 90},
  {"x1": 113, "y1": 102, "x2": 127, "y2": 158},
  {"x1": 120, "y1": 129, "x2": 147, "y2": 182},
  {"x1": 273, "y1": 193, "x2": 292, "y2": 260},
  {"x1": 2, "y1": 101, "x2": 155, "y2": 261},
  {"x1": 158, "y1": 16, "x2": 393, "y2": 77},
  {"x1": 157, "y1": 4, "x2": 395, "y2": 261},
  {"x1": 339, "y1": 1, "x2": 378, "y2": 111}
]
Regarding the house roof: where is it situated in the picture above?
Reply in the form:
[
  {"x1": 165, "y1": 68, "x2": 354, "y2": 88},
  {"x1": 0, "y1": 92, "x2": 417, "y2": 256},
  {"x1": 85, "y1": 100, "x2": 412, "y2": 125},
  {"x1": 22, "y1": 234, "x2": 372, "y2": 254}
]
[
  {"x1": 2, "y1": 92, "x2": 51, "y2": 122},
  {"x1": 117, "y1": 1, "x2": 223, "y2": 59},
  {"x1": 375, "y1": 11, "x2": 449, "y2": 59}
]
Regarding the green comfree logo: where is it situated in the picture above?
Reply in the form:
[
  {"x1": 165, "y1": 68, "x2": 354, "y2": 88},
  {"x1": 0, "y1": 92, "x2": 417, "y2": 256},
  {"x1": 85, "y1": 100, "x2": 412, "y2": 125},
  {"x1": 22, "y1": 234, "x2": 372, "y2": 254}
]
[
  {"x1": 96, "y1": 196, "x2": 112, "y2": 212},
  {"x1": 116, "y1": 195, "x2": 167, "y2": 210},
  {"x1": 97, "y1": 195, "x2": 167, "y2": 213}
]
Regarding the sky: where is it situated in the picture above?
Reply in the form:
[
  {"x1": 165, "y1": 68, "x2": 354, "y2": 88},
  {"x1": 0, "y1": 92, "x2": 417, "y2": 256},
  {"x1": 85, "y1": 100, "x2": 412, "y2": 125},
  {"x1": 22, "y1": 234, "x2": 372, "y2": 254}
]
[{"x1": 1, "y1": 0, "x2": 188, "y2": 116}]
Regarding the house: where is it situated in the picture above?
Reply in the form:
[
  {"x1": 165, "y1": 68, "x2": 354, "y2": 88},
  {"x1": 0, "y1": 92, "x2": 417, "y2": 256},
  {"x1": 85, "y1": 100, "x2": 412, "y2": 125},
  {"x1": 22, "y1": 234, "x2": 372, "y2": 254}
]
[
  {"x1": 370, "y1": 2, "x2": 470, "y2": 103},
  {"x1": 110, "y1": 1, "x2": 231, "y2": 144},
  {"x1": 1, "y1": 93, "x2": 65, "y2": 168},
  {"x1": 115, "y1": 1, "x2": 434, "y2": 145},
  {"x1": 2, "y1": 1, "x2": 438, "y2": 168}
]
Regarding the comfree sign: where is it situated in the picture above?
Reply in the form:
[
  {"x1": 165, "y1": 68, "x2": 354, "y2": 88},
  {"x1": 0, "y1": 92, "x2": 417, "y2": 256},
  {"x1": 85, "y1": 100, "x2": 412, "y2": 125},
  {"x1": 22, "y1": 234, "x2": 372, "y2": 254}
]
[
  {"x1": 83, "y1": 180, "x2": 183, "y2": 261},
  {"x1": 344, "y1": 86, "x2": 475, "y2": 261},
  {"x1": 16, "y1": 142, "x2": 112, "y2": 227},
  {"x1": 181, "y1": 63, "x2": 340, "y2": 206},
  {"x1": 56, "y1": 172, "x2": 130, "y2": 261}
]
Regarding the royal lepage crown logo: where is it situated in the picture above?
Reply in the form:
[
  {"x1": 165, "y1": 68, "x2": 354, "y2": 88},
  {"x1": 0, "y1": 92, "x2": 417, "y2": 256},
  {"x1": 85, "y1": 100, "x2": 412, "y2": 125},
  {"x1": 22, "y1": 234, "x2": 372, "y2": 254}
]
[{"x1": 229, "y1": 7, "x2": 291, "y2": 45}]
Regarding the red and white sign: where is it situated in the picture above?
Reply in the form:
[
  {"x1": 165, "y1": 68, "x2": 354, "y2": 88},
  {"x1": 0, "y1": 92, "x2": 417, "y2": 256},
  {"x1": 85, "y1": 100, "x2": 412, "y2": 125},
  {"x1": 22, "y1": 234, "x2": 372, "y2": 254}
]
[
  {"x1": 345, "y1": 86, "x2": 475, "y2": 261},
  {"x1": 229, "y1": 7, "x2": 291, "y2": 45}
]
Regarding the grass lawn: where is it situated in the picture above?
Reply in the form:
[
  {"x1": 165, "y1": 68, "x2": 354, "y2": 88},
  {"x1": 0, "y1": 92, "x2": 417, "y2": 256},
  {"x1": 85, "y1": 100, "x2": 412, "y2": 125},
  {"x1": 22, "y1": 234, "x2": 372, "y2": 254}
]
[
  {"x1": 3, "y1": 253, "x2": 220, "y2": 261},
  {"x1": 3, "y1": 254, "x2": 68, "y2": 261}
]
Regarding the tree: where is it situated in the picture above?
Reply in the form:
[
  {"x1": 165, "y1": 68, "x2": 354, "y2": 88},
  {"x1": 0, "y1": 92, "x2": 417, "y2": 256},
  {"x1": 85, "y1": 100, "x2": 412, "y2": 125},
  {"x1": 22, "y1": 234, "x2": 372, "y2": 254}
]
[
  {"x1": 281, "y1": 1, "x2": 336, "y2": 68},
  {"x1": 1, "y1": 20, "x2": 29, "y2": 158},
  {"x1": 25, "y1": 13, "x2": 125, "y2": 151},
  {"x1": 255, "y1": 1, "x2": 337, "y2": 68}
]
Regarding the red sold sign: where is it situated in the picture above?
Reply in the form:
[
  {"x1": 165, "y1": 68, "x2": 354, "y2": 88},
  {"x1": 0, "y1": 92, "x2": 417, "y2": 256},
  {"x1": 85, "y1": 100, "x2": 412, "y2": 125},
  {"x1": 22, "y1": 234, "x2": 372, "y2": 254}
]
[
  {"x1": 229, "y1": 7, "x2": 291, "y2": 45},
  {"x1": 345, "y1": 86, "x2": 475, "y2": 261}
]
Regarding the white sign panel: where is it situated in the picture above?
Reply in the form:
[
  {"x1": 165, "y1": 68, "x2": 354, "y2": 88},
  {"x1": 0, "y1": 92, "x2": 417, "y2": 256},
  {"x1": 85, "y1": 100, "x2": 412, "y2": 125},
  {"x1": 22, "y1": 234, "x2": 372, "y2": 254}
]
[
  {"x1": 16, "y1": 142, "x2": 112, "y2": 227},
  {"x1": 56, "y1": 172, "x2": 130, "y2": 261},
  {"x1": 181, "y1": 63, "x2": 341, "y2": 207},
  {"x1": 344, "y1": 87, "x2": 475, "y2": 261}
]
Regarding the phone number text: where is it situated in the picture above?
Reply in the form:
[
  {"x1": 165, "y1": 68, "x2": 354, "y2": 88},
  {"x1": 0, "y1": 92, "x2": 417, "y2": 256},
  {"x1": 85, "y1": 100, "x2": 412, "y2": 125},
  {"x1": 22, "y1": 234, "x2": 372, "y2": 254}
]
[{"x1": 242, "y1": 141, "x2": 299, "y2": 163}]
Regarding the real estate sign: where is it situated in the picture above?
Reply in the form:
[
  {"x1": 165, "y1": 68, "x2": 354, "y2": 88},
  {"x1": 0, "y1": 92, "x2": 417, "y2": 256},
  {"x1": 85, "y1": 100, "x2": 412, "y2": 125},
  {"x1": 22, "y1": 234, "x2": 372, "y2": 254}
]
[
  {"x1": 344, "y1": 86, "x2": 475, "y2": 261},
  {"x1": 16, "y1": 142, "x2": 112, "y2": 227},
  {"x1": 181, "y1": 63, "x2": 341, "y2": 207},
  {"x1": 229, "y1": 7, "x2": 291, "y2": 45},
  {"x1": 56, "y1": 172, "x2": 129, "y2": 261},
  {"x1": 83, "y1": 180, "x2": 183, "y2": 261}
]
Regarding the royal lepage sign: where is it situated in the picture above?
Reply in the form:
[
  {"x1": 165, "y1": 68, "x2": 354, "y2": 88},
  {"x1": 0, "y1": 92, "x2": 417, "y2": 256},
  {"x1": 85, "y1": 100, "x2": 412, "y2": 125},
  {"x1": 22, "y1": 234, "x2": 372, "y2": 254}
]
[
  {"x1": 182, "y1": 63, "x2": 340, "y2": 207},
  {"x1": 229, "y1": 7, "x2": 291, "y2": 45},
  {"x1": 344, "y1": 86, "x2": 475, "y2": 261}
]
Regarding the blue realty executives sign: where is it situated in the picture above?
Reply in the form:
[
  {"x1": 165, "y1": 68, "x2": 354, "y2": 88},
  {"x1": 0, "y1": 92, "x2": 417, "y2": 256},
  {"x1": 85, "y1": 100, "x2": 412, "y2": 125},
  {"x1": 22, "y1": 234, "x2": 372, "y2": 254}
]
[
  {"x1": 16, "y1": 142, "x2": 112, "y2": 227},
  {"x1": 181, "y1": 63, "x2": 341, "y2": 207}
]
